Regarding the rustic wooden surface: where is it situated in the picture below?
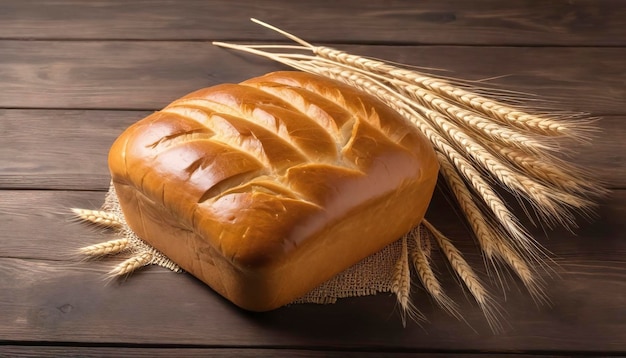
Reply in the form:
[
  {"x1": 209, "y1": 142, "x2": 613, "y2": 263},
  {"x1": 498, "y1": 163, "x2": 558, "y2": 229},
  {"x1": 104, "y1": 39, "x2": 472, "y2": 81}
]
[{"x1": 1, "y1": 1, "x2": 624, "y2": 356}]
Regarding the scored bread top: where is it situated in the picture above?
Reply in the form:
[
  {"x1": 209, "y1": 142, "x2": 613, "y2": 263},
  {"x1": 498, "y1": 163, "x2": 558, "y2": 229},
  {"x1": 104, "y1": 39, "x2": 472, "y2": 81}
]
[{"x1": 109, "y1": 71, "x2": 438, "y2": 270}]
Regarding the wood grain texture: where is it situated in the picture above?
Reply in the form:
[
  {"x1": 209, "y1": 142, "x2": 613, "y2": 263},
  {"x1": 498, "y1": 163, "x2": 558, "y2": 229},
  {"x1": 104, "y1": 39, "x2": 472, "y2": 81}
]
[
  {"x1": 0, "y1": 189, "x2": 623, "y2": 353},
  {"x1": 0, "y1": 110, "x2": 149, "y2": 190},
  {"x1": 0, "y1": 190, "x2": 116, "y2": 260},
  {"x1": 0, "y1": 241, "x2": 623, "y2": 352},
  {"x1": 0, "y1": 0, "x2": 623, "y2": 46},
  {"x1": 0, "y1": 346, "x2": 570, "y2": 358},
  {"x1": 0, "y1": 41, "x2": 623, "y2": 114}
]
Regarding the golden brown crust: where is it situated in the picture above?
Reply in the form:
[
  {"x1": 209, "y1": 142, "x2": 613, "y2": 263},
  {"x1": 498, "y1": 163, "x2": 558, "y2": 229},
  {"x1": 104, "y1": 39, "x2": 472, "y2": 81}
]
[{"x1": 108, "y1": 71, "x2": 439, "y2": 311}]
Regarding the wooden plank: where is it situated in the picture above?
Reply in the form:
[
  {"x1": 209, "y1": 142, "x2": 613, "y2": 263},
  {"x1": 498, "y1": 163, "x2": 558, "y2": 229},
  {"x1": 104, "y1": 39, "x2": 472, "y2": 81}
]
[
  {"x1": 0, "y1": 346, "x2": 567, "y2": 358},
  {"x1": 576, "y1": 116, "x2": 626, "y2": 189},
  {"x1": 0, "y1": 190, "x2": 116, "y2": 260},
  {"x1": 0, "y1": 249, "x2": 623, "y2": 352},
  {"x1": 0, "y1": 41, "x2": 623, "y2": 114},
  {"x1": 0, "y1": 189, "x2": 624, "y2": 352},
  {"x1": 0, "y1": 40, "x2": 282, "y2": 110},
  {"x1": 1, "y1": 109, "x2": 624, "y2": 190},
  {"x1": 0, "y1": 0, "x2": 624, "y2": 46},
  {"x1": 0, "y1": 110, "x2": 149, "y2": 190}
]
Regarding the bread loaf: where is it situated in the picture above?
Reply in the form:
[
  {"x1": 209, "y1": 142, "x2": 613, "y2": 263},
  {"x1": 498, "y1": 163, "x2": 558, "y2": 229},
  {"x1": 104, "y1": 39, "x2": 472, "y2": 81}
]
[{"x1": 108, "y1": 71, "x2": 439, "y2": 311}]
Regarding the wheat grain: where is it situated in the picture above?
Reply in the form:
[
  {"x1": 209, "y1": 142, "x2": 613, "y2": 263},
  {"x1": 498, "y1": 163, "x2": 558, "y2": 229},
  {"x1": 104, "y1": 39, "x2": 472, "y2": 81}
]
[
  {"x1": 71, "y1": 208, "x2": 122, "y2": 228},
  {"x1": 79, "y1": 238, "x2": 129, "y2": 257}
]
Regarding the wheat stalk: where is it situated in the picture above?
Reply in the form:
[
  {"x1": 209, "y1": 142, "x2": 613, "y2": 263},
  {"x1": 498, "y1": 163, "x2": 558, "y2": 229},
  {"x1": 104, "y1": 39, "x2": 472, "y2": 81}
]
[
  {"x1": 436, "y1": 152, "x2": 547, "y2": 301},
  {"x1": 397, "y1": 83, "x2": 553, "y2": 153},
  {"x1": 422, "y1": 220, "x2": 503, "y2": 333},
  {"x1": 417, "y1": 104, "x2": 589, "y2": 226},
  {"x1": 109, "y1": 252, "x2": 153, "y2": 277},
  {"x1": 312, "y1": 46, "x2": 593, "y2": 139},
  {"x1": 391, "y1": 237, "x2": 421, "y2": 325},
  {"x1": 213, "y1": 37, "x2": 599, "y2": 223},
  {"x1": 79, "y1": 238, "x2": 129, "y2": 257},
  {"x1": 409, "y1": 228, "x2": 462, "y2": 319},
  {"x1": 304, "y1": 69, "x2": 582, "y2": 227},
  {"x1": 231, "y1": 19, "x2": 594, "y2": 140},
  {"x1": 74, "y1": 184, "x2": 184, "y2": 274},
  {"x1": 71, "y1": 208, "x2": 122, "y2": 228},
  {"x1": 210, "y1": 19, "x2": 602, "y2": 327},
  {"x1": 488, "y1": 142, "x2": 600, "y2": 196}
]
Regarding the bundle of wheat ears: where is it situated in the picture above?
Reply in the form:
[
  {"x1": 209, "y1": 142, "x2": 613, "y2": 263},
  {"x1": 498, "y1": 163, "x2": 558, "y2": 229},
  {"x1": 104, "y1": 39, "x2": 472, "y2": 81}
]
[{"x1": 73, "y1": 19, "x2": 603, "y2": 331}]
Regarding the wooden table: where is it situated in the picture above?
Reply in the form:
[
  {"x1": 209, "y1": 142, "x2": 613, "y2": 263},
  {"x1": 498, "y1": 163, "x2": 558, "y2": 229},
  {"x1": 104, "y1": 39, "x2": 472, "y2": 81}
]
[{"x1": 1, "y1": 1, "x2": 624, "y2": 356}]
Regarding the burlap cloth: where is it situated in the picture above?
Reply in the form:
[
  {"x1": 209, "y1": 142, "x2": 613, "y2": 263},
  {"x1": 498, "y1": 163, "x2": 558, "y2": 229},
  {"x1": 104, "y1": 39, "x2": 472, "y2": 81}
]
[{"x1": 102, "y1": 182, "x2": 416, "y2": 304}]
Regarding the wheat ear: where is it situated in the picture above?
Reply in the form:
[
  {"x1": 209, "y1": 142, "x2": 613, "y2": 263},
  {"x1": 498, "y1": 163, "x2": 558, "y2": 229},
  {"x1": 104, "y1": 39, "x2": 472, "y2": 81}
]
[
  {"x1": 488, "y1": 142, "x2": 602, "y2": 197},
  {"x1": 436, "y1": 152, "x2": 546, "y2": 301},
  {"x1": 422, "y1": 220, "x2": 503, "y2": 332},
  {"x1": 391, "y1": 237, "x2": 421, "y2": 325},
  {"x1": 71, "y1": 208, "x2": 122, "y2": 228},
  {"x1": 313, "y1": 46, "x2": 595, "y2": 139},
  {"x1": 79, "y1": 238, "x2": 129, "y2": 257},
  {"x1": 419, "y1": 104, "x2": 590, "y2": 227},
  {"x1": 109, "y1": 252, "x2": 153, "y2": 277},
  {"x1": 409, "y1": 228, "x2": 462, "y2": 319}
]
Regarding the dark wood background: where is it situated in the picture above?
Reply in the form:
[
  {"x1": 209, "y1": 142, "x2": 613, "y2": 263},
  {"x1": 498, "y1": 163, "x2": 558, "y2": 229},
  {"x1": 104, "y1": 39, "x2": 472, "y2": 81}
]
[{"x1": 1, "y1": 1, "x2": 624, "y2": 356}]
